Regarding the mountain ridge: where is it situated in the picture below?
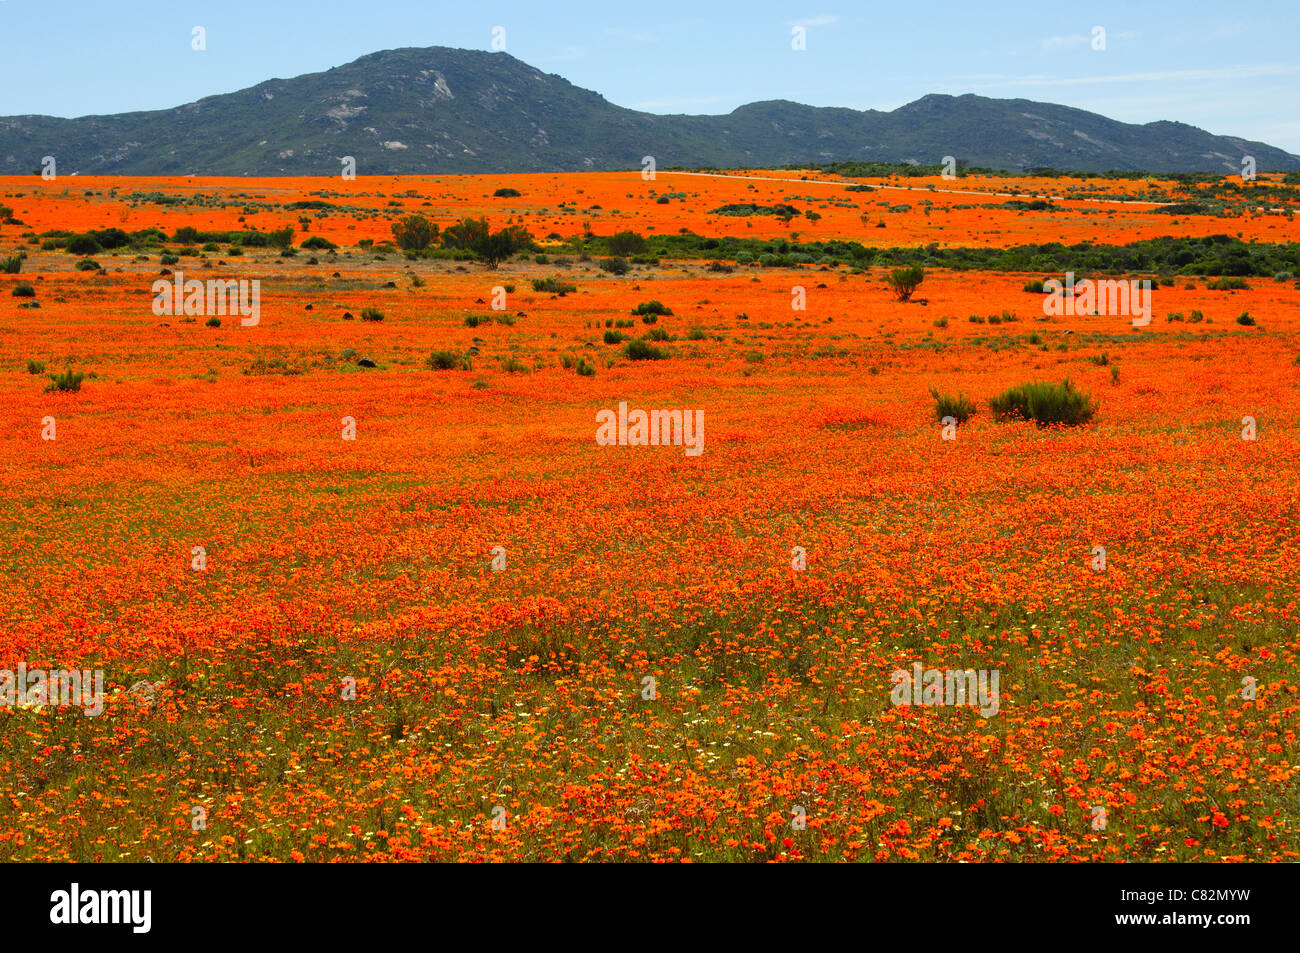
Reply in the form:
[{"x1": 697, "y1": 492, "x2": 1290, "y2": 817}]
[{"x1": 1, "y1": 46, "x2": 1295, "y2": 176}]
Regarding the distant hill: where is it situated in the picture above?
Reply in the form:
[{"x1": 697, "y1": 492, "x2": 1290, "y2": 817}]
[{"x1": 1, "y1": 46, "x2": 1296, "y2": 176}]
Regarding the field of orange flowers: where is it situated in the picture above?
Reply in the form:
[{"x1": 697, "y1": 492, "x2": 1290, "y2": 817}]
[{"x1": 0, "y1": 169, "x2": 1297, "y2": 862}]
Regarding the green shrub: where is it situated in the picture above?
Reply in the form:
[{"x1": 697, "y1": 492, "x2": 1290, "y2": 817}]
[
  {"x1": 575, "y1": 357, "x2": 597, "y2": 377},
  {"x1": 0, "y1": 254, "x2": 22, "y2": 274},
  {"x1": 45, "y1": 369, "x2": 85, "y2": 393},
  {"x1": 205, "y1": 316, "x2": 221, "y2": 327},
  {"x1": 607, "y1": 231, "x2": 648, "y2": 256},
  {"x1": 302, "y1": 236, "x2": 337, "y2": 250},
  {"x1": 12, "y1": 282, "x2": 35, "y2": 297},
  {"x1": 26, "y1": 360, "x2": 45, "y2": 374},
  {"x1": 632, "y1": 300, "x2": 673, "y2": 317},
  {"x1": 886, "y1": 265, "x2": 924, "y2": 301},
  {"x1": 532, "y1": 277, "x2": 577, "y2": 295},
  {"x1": 603, "y1": 330, "x2": 626, "y2": 345},
  {"x1": 1236, "y1": 312, "x2": 1256, "y2": 326},
  {"x1": 65, "y1": 234, "x2": 101, "y2": 255},
  {"x1": 686, "y1": 327, "x2": 708, "y2": 340},
  {"x1": 624, "y1": 338, "x2": 668, "y2": 361},
  {"x1": 600, "y1": 257, "x2": 630, "y2": 275},
  {"x1": 427, "y1": 349, "x2": 470, "y2": 370},
  {"x1": 930, "y1": 388, "x2": 976, "y2": 424},
  {"x1": 644, "y1": 327, "x2": 672, "y2": 341},
  {"x1": 75, "y1": 258, "x2": 100, "y2": 271},
  {"x1": 160, "y1": 252, "x2": 179, "y2": 265},
  {"x1": 1023, "y1": 279, "x2": 1045, "y2": 293},
  {"x1": 1207, "y1": 277, "x2": 1249, "y2": 290},
  {"x1": 989, "y1": 379, "x2": 1097, "y2": 427},
  {"x1": 360, "y1": 307, "x2": 384, "y2": 322},
  {"x1": 493, "y1": 188, "x2": 522, "y2": 198}
]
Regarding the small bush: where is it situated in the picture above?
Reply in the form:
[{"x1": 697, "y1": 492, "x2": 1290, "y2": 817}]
[
  {"x1": 301, "y1": 236, "x2": 337, "y2": 250},
  {"x1": 12, "y1": 282, "x2": 35, "y2": 297},
  {"x1": 532, "y1": 277, "x2": 577, "y2": 295},
  {"x1": 632, "y1": 300, "x2": 673, "y2": 317},
  {"x1": 75, "y1": 258, "x2": 100, "y2": 271},
  {"x1": 360, "y1": 307, "x2": 384, "y2": 322},
  {"x1": 1236, "y1": 312, "x2": 1256, "y2": 326},
  {"x1": 426, "y1": 349, "x2": 470, "y2": 370},
  {"x1": 160, "y1": 252, "x2": 179, "y2": 265},
  {"x1": 600, "y1": 257, "x2": 630, "y2": 275},
  {"x1": 26, "y1": 360, "x2": 45, "y2": 374},
  {"x1": 0, "y1": 255, "x2": 22, "y2": 274},
  {"x1": 624, "y1": 338, "x2": 668, "y2": 361},
  {"x1": 575, "y1": 357, "x2": 596, "y2": 377},
  {"x1": 65, "y1": 234, "x2": 101, "y2": 255},
  {"x1": 206, "y1": 316, "x2": 221, "y2": 327},
  {"x1": 493, "y1": 188, "x2": 522, "y2": 198},
  {"x1": 686, "y1": 327, "x2": 708, "y2": 340},
  {"x1": 930, "y1": 388, "x2": 976, "y2": 424},
  {"x1": 1207, "y1": 277, "x2": 1249, "y2": 290},
  {"x1": 989, "y1": 379, "x2": 1097, "y2": 427},
  {"x1": 1023, "y1": 279, "x2": 1045, "y2": 293},
  {"x1": 45, "y1": 369, "x2": 85, "y2": 393},
  {"x1": 886, "y1": 265, "x2": 924, "y2": 301},
  {"x1": 603, "y1": 330, "x2": 626, "y2": 345}
]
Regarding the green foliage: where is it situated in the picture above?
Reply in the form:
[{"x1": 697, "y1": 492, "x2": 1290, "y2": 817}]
[
  {"x1": 45, "y1": 369, "x2": 85, "y2": 393},
  {"x1": 391, "y1": 214, "x2": 438, "y2": 251},
  {"x1": 1236, "y1": 312, "x2": 1256, "y2": 326},
  {"x1": 0, "y1": 254, "x2": 22, "y2": 274},
  {"x1": 12, "y1": 282, "x2": 35, "y2": 297},
  {"x1": 600, "y1": 256, "x2": 630, "y2": 275},
  {"x1": 632, "y1": 300, "x2": 672, "y2": 317},
  {"x1": 886, "y1": 265, "x2": 925, "y2": 301},
  {"x1": 26, "y1": 360, "x2": 45, "y2": 374},
  {"x1": 426, "y1": 349, "x2": 471, "y2": 370},
  {"x1": 989, "y1": 379, "x2": 1097, "y2": 427},
  {"x1": 493, "y1": 188, "x2": 522, "y2": 198},
  {"x1": 624, "y1": 338, "x2": 668, "y2": 361},
  {"x1": 929, "y1": 388, "x2": 976, "y2": 424},
  {"x1": 66, "y1": 234, "x2": 101, "y2": 255},
  {"x1": 606, "y1": 231, "x2": 648, "y2": 256},
  {"x1": 301, "y1": 235, "x2": 337, "y2": 250},
  {"x1": 602, "y1": 330, "x2": 626, "y2": 344},
  {"x1": 532, "y1": 277, "x2": 577, "y2": 295},
  {"x1": 267, "y1": 227, "x2": 295, "y2": 250},
  {"x1": 440, "y1": 216, "x2": 532, "y2": 267},
  {"x1": 1207, "y1": 276, "x2": 1249, "y2": 290},
  {"x1": 360, "y1": 307, "x2": 384, "y2": 322},
  {"x1": 709, "y1": 203, "x2": 799, "y2": 218}
]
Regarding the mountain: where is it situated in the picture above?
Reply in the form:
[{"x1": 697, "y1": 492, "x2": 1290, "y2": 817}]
[{"x1": 1, "y1": 46, "x2": 1296, "y2": 176}]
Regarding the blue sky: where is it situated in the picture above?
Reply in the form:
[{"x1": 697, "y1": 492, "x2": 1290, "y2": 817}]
[{"x1": 3, "y1": 0, "x2": 1297, "y2": 151}]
